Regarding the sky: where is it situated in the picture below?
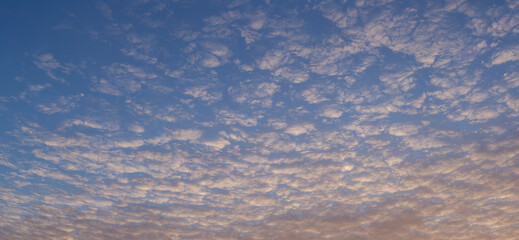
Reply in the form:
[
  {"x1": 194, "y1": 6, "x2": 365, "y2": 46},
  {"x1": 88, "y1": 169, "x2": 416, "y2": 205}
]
[{"x1": 0, "y1": 0, "x2": 519, "y2": 239}]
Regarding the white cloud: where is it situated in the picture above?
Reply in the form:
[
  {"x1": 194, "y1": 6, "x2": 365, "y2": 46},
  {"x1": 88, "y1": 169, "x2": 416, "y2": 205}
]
[
  {"x1": 129, "y1": 124, "x2": 145, "y2": 133},
  {"x1": 97, "y1": 2, "x2": 113, "y2": 20},
  {"x1": 432, "y1": 85, "x2": 472, "y2": 100},
  {"x1": 5, "y1": 1, "x2": 519, "y2": 239},
  {"x1": 301, "y1": 87, "x2": 329, "y2": 104},
  {"x1": 115, "y1": 139, "x2": 145, "y2": 148},
  {"x1": 385, "y1": 157, "x2": 403, "y2": 166},
  {"x1": 403, "y1": 136, "x2": 445, "y2": 150},
  {"x1": 273, "y1": 67, "x2": 309, "y2": 83},
  {"x1": 107, "y1": 63, "x2": 157, "y2": 80},
  {"x1": 63, "y1": 119, "x2": 119, "y2": 131},
  {"x1": 28, "y1": 83, "x2": 51, "y2": 92},
  {"x1": 341, "y1": 162, "x2": 355, "y2": 172},
  {"x1": 250, "y1": 19, "x2": 265, "y2": 30},
  {"x1": 201, "y1": 54, "x2": 222, "y2": 67},
  {"x1": 218, "y1": 110, "x2": 259, "y2": 126},
  {"x1": 229, "y1": 81, "x2": 279, "y2": 107},
  {"x1": 492, "y1": 45, "x2": 519, "y2": 65},
  {"x1": 185, "y1": 86, "x2": 222, "y2": 104},
  {"x1": 204, "y1": 42, "x2": 232, "y2": 58},
  {"x1": 507, "y1": 0, "x2": 518, "y2": 8},
  {"x1": 318, "y1": 1, "x2": 358, "y2": 28},
  {"x1": 171, "y1": 129, "x2": 202, "y2": 141},
  {"x1": 388, "y1": 123, "x2": 421, "y2": 137},
  {"x1": 268, "y1": 119, "x2": 287, "y2": 129},
  {"x1": 240, "y1": 28, "x2": 261, "y2": 44},
  {"x1": 320, "y1": 105, "x2": 343, "y2": 118},
  {"x1": 93, "y1": 63, "x2": 156, "y2": 96},
  {"x1": 344, "y1": 122, "x2": 385, "y2": 137},
  {"x1": 93, "y1": 78, "x2": 123, "y2": 96},
  {"x1": 258, "y1": 50, "x2": 288, "y2": 70},
  {"x1": 448, "y1": 106, "x2": 506, "y2": 123},
  {"x1": 255, "y1": 82, "x2": 279, "y2": 97},
  {"x1": 380, "y1": 70, "x2": 416, "y2": 93},
  {"x1": 285, "y1": 123, "x2": 315, "y2": 136},
  {"x1": 37, "y1": 95, "x2": 80, "y2": 114},
  {"x1": 33, "y1": 53, "x2": 70, "y2": 82},
  {"x1": 203, "y1": 138, "x2": 230, "y2": 150}
]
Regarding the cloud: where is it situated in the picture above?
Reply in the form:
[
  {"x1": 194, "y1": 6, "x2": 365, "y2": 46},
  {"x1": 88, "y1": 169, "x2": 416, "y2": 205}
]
[
  {"x1": 201, "y1": 54, "x2": 222, "y2": 67},
  {"x1": 320, "y1": 105, "x2": 343, "y2": 118},
  {"x1": 250, "y1": 18, "x2": 265, "y2": 30},
  {"x1": 344, "y1": 122, "x2": 386, "y2": 137},
  {"x1": 380, "y1": 70, "x2": 416, "y2": 93},
  {"x1": 97, "y1": 2, "x2": 113, "y2": 20},
  {"x1": 301, "y1": 87, "x2": 329, "y2": 104},
  {"x1": 36, "y1": 95, "x2": 81, "y2": 114},
  {"x1": 447, "y1": 105, "x2": 506, "y2": 123},
  {"x1": 403, "y1": 135, "x2": 446, "y2": 150},
  {"x1": 385, "y1": 156, "x2": 403, "y2": 166},
  {"x1": 492, "y1": 45, "x2": 519, "y2": 65},
  {"x1": 28, "y1": 83, "x2": 51, "y2": 92},
  {"x1": 33, "y1": 53, "x2": 71, "y2": 82},
  {"x1": 388, "y1": 123, "x2": 421, "y2": 137},
  {"x1": 318, "y1": 0, "x2": 358, "y2": 28},
  {"x1": 129, "y1": 124, "x2": 145, "y2": 133},
  {"x1": 93, "y1": 63, "x2": 157, "y2": 96},
  {"x1": 169, "y1": 129, "x2": 203, "y2": 141},
  {"x1": 229, "y1": 81, "x2": 279, "y2": 107},
  {"x1": 115, "y1": 139, "x2": 145, "y2": 148},
  {"x1": 273, "y1": 66, "x2": 309, "y2": 83},
  {"x1": 218, "y1": 109, "x2": 259, "y2": 126},
  {"x1": 285, "y1": 123, "x2": 315, "y2": 136},
  {"x1": 138, "y1": 129, "x2": 202, "y2": 146},
  {"x1": 198, "y1": 42, "x2": 232, "y2": 68},
  {"x1": 202, "y1": 138, "x2": 230, "y2": 150},
  {"x1": 62, "y1": 119, "x2": 119, "y2": 131},
  {"x1": 185, "y1": 86, "x2": 222, "y2": 104},
  {"x1": 258, "y1": 50, "x2": 289, "y2": 70},
  {"x1": 4, "y1": 1, "x2": 519, "y2": 239},
  {"x1": 239, "y1": 28, "x2": 262, "y2": 44}
]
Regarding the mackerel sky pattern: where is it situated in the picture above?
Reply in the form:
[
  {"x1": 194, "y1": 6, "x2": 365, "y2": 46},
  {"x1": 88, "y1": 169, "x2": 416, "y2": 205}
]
[{"x1": 1, "y1": 0, "x2": 519, "y2": 239}]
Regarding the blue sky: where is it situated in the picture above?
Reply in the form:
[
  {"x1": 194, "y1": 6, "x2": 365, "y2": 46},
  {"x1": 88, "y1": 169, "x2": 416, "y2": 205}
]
[{"x1": 1, "y1": 0, "x2": 519, "y2": 239}]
